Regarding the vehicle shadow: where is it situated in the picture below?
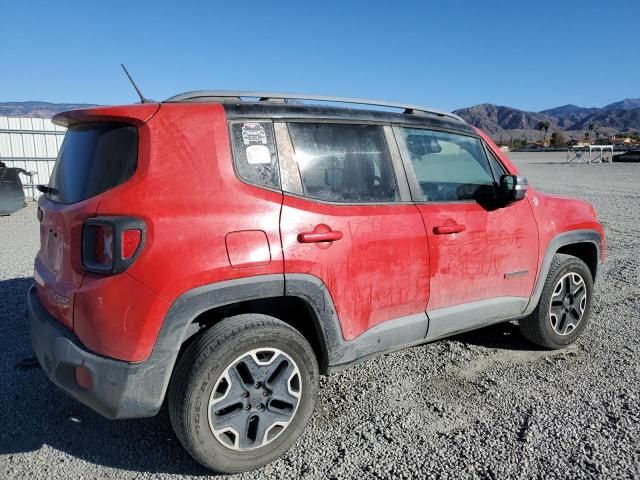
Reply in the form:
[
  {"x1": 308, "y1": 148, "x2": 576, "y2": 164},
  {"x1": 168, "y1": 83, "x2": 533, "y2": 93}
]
[
  {"x1": 0, "y1": 277, "x2": 212, "y2": 476},
  {"x1": 1, "y1": 274, "x2": 543, "y2": 475},
  {"x1": 450, "y1": 321, "x2": 546, "y2": 352}
]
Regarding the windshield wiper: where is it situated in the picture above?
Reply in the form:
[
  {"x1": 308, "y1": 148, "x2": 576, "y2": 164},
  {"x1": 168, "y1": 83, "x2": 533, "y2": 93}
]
[{"x1": 36, "y1": 185, "x2": 58, "y2": 195}]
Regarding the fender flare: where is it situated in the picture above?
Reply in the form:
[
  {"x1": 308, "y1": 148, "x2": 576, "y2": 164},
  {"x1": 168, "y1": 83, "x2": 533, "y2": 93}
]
[
  {"x1": 141, "y1": 274, "x2": 284, "y2": 415},
  {"x1": 154, "y1": 274, "x2": 285, "y2": 355},
  {"x1": 147, "y1": 273, "x2": 344, "y2": 411},
  {"x1": 522, "y1": 229, "x2": 602, "y2": 316},
  {"x1": 153, "y1": 273, "x2": 356, "y2": 374}
]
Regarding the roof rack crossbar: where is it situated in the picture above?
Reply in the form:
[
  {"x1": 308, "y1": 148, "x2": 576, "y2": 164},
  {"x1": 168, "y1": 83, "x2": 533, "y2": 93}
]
[{"x1": 164, "y1": 90, "x2": 463, "y2": 122}]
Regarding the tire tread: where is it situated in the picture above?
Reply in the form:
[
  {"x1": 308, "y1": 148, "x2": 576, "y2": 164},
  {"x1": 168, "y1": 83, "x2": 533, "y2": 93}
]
[
  {"x1": 167, "y1": 314, "x2": 317, "y2": 473},
  {"x1": 519, "y1": 253, "x2": 592, "y2": 349}
]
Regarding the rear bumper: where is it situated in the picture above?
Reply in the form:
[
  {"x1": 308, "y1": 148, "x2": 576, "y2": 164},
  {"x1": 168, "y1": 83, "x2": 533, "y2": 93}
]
[{"x1": 28, "y1": 285, "x2": 170, "y2": 419}]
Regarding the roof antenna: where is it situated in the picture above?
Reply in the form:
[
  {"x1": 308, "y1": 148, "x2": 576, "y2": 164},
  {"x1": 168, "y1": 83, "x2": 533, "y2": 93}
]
[{"x1": 121, "y1": 64, "x2": 153, "y2": 103}]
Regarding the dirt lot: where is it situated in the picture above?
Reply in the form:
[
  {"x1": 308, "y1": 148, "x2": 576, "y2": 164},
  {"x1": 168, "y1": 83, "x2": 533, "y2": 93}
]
[{"x1": 1, "y1": 152, "x2": 639, "y2": 479}]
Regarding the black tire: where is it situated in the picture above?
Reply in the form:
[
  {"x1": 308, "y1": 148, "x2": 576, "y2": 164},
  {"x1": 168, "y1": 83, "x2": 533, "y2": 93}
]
[
  {"x1": 519, "y1": 254, "x2": 593, "y2": 349},
  {"x1": 168, "y1": 314, "x2": 319, "y2": 473}
]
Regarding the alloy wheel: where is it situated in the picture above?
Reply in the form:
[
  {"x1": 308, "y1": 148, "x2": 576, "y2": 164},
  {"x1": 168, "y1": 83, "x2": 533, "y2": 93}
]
[
  {"x1": 549, "y1": 272, "x2": 587, "y2": 336},
  {"x1": 208, "y1": 348, "x2": 301, "y2": 451}
]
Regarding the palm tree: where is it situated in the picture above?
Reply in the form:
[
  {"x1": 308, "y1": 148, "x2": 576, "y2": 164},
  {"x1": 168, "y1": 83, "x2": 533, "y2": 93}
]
[
  {"x1": 588, "y1": 122, "x2": 595, "y2": 144},
  {"x1": 536, "y1": 121, "x2": 545, "y2": 143},
  {"x1": 543, "y1": 121, "x2": 550, "y2": 145}
]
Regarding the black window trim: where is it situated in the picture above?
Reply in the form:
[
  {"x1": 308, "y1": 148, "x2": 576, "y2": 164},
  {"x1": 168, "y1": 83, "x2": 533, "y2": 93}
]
[
  {"x1": 481, "y1": 141, "x2": 508, "y2": 179},
  {"x1": 392, "y1": 125, "x2": 501, "y2": 205}
]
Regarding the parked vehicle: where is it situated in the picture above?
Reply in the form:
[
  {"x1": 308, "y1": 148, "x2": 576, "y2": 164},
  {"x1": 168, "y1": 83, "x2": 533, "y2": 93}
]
[
  {"x1": 613, "y1": 149, "x2": 640, "y2": 162},
  {"x1": 28, "y1": 92, "x2": 605, "y2": 473}
]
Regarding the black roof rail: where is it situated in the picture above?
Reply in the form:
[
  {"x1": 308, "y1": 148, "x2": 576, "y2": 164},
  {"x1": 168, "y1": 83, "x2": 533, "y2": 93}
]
[{"x1": 164, "y1": 90, "x2": 464, "y2": 122}]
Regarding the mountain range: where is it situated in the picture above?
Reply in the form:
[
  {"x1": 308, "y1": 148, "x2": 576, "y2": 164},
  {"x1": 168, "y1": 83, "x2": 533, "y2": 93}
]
[
  {"x1": 2, "y1": 99, "x2": 638, "y2": 141},
  {"x1": 453, "y1": 98, "x2": 640, "y2": 141},
  {"x1": 0, "y1": 101, "x2": 97, "y2": 118}
]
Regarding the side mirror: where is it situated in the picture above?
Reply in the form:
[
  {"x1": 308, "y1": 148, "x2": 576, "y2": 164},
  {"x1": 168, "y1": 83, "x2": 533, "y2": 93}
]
[{"x1": 499, "y1": 175, "x2": 528, "y2": 203}]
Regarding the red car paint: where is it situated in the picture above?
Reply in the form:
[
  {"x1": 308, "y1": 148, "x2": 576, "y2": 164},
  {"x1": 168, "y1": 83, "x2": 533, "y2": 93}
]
[
  {"x1": 416, "y1": 199, "x2": 539, "y2": 310},
  {"x1": 33, "y1": 101, "x2": 604, "y2": 366},
  {"x1": 280, "y1": 197, "x2": 430, "y2": 339}
]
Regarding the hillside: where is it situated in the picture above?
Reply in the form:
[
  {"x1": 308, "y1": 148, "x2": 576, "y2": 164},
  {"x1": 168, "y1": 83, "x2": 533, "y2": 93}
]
[
  {"x1": 539, "y1": 104, "x2": 600, "y2": 129},
  {"x1": 454, "y1": 98, "x2": 640, "y2": 140},
  {"x1": 571, "y1": 108, "x2": 640, "y2": 132},
  {"x1": 453, "y1": 104, "x2": 557, "y2": 134},
  {"x1": 0, "y1": 101, "x2": 97, "y2": 118},
  {"x1": 603, "y1": 98, "x2": 640, "y2": 110}
]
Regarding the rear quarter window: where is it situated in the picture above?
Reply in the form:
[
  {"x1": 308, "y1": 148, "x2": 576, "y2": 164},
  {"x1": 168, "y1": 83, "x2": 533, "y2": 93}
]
[
  {"x1": 48, "y1": 123, "x2": 138, "y2": 204},
  {"x1": 229, "y1": 121, "x2": 280, "y2": 189}
]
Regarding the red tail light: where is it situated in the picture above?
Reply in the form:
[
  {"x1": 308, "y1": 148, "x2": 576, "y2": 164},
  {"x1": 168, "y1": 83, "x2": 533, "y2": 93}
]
[
  {"x1": 82, "y1": 217, "x2": 146, "y2": 274},
  {"x1": 121, "y1": 229, "x2": 142, "y2": 259}
]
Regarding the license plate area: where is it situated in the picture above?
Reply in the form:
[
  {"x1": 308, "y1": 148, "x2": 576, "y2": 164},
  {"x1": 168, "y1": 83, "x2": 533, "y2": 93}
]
[{"x1": 47, "y1": 228, "x2": 63, "y2": 274}]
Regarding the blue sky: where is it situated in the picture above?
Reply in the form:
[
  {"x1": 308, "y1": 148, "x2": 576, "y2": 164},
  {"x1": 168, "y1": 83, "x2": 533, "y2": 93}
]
[{"x1": 2, "y1": 0, "x2": 638, "y2": 112}]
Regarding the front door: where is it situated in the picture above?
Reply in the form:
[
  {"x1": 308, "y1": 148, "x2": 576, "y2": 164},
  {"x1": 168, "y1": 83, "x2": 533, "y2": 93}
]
[
  {"x1": 277, "y1": 122, "x2": 430, "y2": 341},
  {"x1": 394, "y1": 126, "x2": 539, "y2": 334}
]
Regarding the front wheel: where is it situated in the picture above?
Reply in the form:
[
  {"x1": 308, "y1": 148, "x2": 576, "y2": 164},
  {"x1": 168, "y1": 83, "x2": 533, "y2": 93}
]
[
  {"x1": 168, "y1": 314, "x2": 319, "y2": 473},
  {"x1": 519, "y1": 254, "x2": 593, "y2": 349}
]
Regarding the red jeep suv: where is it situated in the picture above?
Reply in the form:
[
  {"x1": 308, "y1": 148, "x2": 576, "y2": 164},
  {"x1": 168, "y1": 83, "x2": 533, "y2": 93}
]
[{"x1": 28, "y1": 92, "x2": 604, "y2": 473}]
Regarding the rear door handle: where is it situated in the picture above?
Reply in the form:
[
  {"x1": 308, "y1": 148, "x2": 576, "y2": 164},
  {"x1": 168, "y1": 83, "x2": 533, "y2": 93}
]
[
  {"x1": 297, "y1": 226, "x2": 343, "y2": 243},
  {"x1": 433, "y1": 224, "x2": 466, "y2": 235}
]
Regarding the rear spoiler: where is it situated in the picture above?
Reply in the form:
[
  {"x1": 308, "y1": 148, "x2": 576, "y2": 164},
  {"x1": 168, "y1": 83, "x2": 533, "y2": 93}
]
[{"x1": 53, "y1": 104, "x2": 161, "y2": 128}]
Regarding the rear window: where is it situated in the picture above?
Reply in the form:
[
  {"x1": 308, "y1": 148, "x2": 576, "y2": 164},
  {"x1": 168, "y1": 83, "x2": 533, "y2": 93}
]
[{"x1": 47, "y1": 123, "x2": 138, "y2": 204}]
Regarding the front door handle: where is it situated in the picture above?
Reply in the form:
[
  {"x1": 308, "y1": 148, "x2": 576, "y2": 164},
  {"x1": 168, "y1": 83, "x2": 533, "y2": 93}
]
[
  {"x1": 297, "y1": 224, "x2": 343, "y2": 243},
  {"x1": 433, "y1": 224, "x2": 466, "y2": 235}
]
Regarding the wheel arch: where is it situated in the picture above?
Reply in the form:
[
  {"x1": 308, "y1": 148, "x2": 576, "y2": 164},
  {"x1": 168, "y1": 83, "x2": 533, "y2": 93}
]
[
  {"x1": 556, "y1": 242, "x2": 598, "y2": 281},
  {"x1": 184, "y1": 295, "x2": 330, "y2": 373},
  {"x1": 154, "y1": 274, "x2": 343, "y2": 382},
  {"x1": 523, "y1": 229, "x2": 602, "y2": 316}
]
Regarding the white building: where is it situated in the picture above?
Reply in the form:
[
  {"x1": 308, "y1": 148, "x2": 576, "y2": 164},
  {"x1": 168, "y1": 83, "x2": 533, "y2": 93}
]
[{"x1": 0, "y1": 116, "x2": 66, "y2": 199}]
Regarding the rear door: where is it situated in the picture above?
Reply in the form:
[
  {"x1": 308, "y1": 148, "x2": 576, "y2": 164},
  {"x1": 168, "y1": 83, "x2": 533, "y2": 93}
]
[
  {"x1": 34, "y1": 123, "x2": 138, "y2": 329},
  {"x1": 394, "y1": 126, "x2": 538, "y2": 334},
  {"x1": 277, "y1": 122, "x2": 430, "y2": 340}
]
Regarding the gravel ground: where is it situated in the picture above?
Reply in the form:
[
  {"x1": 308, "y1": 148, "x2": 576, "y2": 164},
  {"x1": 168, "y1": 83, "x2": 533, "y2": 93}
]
[{"x1": 1, "y1": 152, "x2": 639, "y2": 479}]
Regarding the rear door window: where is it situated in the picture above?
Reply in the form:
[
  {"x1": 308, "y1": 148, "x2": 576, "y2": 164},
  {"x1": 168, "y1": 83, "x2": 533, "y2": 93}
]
[
  {"x1": 48, "y1": 123, "x2": 138, "y2": 204},
  {"x1": 396, "y1": 127, "x2": 497, "y2": 202},
  {"x1": 287, "y1": 123, "x2": 398, "y2": 203}
]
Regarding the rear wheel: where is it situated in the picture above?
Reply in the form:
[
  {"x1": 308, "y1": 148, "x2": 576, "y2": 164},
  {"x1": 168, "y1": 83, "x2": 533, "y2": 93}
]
[
  {"x1": 519, "y1": 254, "x2": 593, "y2": 349},
  {"x1": 168, "y1": 314, "x2": 319, "y2": 473}
]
